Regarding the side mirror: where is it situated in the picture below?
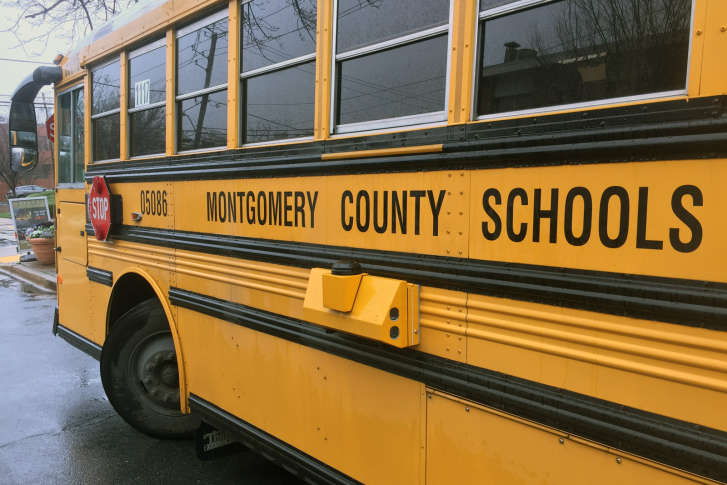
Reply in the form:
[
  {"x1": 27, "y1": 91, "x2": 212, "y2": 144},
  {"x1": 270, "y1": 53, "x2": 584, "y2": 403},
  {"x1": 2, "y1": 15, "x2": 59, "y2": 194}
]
[
  {"x1": 8, "y1": 66, "x2": 62, "y2": 175},
  {"x1": 9, "y1": 101, "x2": 39, "y2": 173}
]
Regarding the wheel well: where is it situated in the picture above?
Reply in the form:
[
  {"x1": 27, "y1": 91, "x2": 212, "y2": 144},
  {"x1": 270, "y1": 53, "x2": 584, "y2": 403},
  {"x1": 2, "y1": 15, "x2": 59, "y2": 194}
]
[{"x1": 107, "y1": 273, "x2": 158, "y2": 335}]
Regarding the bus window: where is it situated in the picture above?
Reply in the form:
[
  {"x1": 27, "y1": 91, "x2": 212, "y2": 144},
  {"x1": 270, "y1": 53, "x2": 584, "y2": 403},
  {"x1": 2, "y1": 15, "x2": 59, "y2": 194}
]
[
  {"x1": 129, "y1": 39, "x2": 166, "y2": 157},
  {"x1": 334, "y1": 0, "x2": 450, "y2": 132},
  {"x1": 475, "y1": 0, "x2": 692, "y2": 118},
  {"x1": 241, "y1": 0, "x2": 316, "y2": 144},
  {"x1": 91, "y1": 59, "x2": 120, "y2": 161},
  {"x1": 57, "y1": 91, "x2": 71, "y2": 181},
  {"x1": 57, "y1": 87, "x2": 84, "y2": 183},
  {"x1": 176, "y1": 10, "x2": 229, "y2": 151}
]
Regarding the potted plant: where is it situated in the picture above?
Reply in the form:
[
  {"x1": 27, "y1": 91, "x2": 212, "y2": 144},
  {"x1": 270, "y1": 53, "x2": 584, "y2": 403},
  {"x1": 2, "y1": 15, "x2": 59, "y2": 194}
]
[{"x1": 26, "y1": 222, "x2": 56, "y2": 265}]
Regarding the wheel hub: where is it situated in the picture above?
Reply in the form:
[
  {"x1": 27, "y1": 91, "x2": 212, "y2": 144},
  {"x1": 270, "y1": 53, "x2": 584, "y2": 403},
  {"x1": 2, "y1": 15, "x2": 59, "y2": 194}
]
[{"x1": 139, "y1": 349, "x2": 180, "y2": 409}]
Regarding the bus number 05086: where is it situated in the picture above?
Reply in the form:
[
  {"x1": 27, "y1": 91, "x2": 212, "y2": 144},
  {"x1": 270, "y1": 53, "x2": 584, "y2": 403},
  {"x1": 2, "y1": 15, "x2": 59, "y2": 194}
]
[{"x1": 140, "y1": 189, "x2": 168, "y2": 217}]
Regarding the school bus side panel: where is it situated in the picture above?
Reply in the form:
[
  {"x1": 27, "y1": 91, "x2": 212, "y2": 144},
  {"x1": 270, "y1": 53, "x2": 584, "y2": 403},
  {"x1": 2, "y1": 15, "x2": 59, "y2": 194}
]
[{"x1": 178, "y1": 308, "x2": 426, "y2": 485}]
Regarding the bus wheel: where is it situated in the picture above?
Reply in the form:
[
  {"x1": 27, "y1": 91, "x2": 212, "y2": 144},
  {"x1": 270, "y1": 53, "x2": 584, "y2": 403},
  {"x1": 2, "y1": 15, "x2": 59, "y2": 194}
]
[{"x1": 100, "y1": 298, "x2": 199, "y2": 439}]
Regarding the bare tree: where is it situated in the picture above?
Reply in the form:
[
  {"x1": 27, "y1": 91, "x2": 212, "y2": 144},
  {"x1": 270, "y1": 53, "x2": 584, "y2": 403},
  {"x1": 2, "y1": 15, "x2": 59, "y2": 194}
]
[{"x1": 1, "y1": 0, "x2": 142, "y2": 54}]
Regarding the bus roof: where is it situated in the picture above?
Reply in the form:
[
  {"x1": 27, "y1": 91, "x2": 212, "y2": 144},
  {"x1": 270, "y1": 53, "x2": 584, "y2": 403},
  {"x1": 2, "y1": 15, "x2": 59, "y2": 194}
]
[{"x1": 60, "y1": 0, "x2": 218, "y2": 81}]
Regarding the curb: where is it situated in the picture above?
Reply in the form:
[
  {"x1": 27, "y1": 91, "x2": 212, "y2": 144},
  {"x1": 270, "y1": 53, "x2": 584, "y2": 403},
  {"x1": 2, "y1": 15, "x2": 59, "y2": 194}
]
[{"x1": 0, "y1": 264, "x2": 56, "y2": 293}]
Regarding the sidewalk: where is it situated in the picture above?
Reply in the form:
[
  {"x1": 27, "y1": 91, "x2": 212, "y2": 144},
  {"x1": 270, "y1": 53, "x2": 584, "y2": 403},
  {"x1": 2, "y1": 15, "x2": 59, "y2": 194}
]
[{"x1": 0, "y1": 218, "x2": 56, "y2": 293}]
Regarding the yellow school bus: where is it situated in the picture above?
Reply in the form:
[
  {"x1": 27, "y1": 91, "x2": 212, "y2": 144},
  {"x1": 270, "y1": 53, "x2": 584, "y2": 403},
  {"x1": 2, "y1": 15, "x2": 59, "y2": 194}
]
[{"x1": 8, "y1": 0, "x2": 727, "y2": 482}]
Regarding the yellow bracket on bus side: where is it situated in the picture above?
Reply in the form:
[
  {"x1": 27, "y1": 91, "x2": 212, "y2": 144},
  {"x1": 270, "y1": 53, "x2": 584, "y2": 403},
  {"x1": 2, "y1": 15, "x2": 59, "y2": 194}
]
[{"x1": 303, "y1": 268, "x2": 420, "y2": 349}]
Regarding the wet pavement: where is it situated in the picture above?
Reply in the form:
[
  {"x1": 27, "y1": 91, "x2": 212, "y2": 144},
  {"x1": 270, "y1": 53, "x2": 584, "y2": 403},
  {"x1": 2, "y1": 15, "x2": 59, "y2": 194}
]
[
  {"x1": 0, "y1": 274, "x2": 301, "y2": 484},
  {"x1": 0, "y1": 217, "x2": 19, "y2": 261}
]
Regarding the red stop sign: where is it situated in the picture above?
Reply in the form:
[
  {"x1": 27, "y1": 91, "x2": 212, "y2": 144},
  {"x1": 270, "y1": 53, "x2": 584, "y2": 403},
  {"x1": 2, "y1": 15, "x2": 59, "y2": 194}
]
[
  {"x1": 89, "y1": 176, "x2": 112, "y2": 241},
  {"x1": 46, "y1": 114, "x2": 55, "y2": 144}
]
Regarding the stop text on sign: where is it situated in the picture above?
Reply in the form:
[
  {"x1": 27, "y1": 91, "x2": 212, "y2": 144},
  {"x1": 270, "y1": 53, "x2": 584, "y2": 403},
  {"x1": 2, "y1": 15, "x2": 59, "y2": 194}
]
[{"x1": 90, "y1": 196, "x2": 109, "y2": 221}]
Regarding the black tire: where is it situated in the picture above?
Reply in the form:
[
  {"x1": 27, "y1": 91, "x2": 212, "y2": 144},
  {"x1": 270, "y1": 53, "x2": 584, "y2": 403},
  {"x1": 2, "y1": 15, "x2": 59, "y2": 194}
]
[{"x1": 100, "y1": 298, "x2": 200, "y2": 439}]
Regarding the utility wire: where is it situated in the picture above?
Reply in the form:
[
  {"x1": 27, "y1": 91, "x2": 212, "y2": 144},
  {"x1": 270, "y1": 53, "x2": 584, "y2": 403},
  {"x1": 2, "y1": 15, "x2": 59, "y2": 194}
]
[{"x1": 0, "y1": 58, "x2": 54, "y2": 65}]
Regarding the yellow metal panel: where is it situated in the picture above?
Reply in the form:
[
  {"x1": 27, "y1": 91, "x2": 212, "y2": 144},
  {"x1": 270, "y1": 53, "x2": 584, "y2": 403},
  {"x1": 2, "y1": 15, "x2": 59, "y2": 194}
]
[
  {"x1": 227, "y1": 0, "x2": 240, "y2": 149},
  {"x1": 119, "y1": 51, "x2": 129, "y2": 161},
  {"x1": 166, "y1": 28, "x2": 176, "y2": 156},
  {"x1": 170, "y1": 158, "x2": 727, "y2": 283},
  {"x1": 111, "y1": 181, "x2": 174, "y2": 229},
  {"x1": 466, "y1": 292, "x2": 727, "y2": 432},
  {"x1": 58, "y1": 202, "x2": 88, "y2": 266},
  {"x1": 56, "y1": 187, "x2": 86, "y2": 204},
  {"x1": 173, "y1": 170, "x2": 469, "y2": 258},
  {"x1": 314, "y1": 0, "x2": 333, "y2": 140},
  {"x1": 57, "y1": 259, "x2": 97, "y2": 344},
  {"x1": 418, "y1": 287, "x2": 467, "y2": 362},
  {"x1": 426, "y1": 391, "x2": 715, "y2": 485},
  {"x1": 88, "y1": 280, "x2": 112, "y2": 347},
  {"x1": 179, "y1": 308, "x2": 426, "y2": 484},
  {"x1": 698, "y1": 0, "x2": 727, "y2": 95},
  {"x1": 469, "y1": 160, "x2": 724, "y2": 282},
  {"x1": 447, "y1": 0, "x2": 477, "y2": 124}
]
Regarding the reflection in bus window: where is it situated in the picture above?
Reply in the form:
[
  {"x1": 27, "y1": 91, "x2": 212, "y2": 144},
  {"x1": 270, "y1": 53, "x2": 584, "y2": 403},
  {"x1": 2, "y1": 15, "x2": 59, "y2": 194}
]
[
  {"x1": 91, "y1": 60, "x2": 120, "y2": 161},
  {"x1": 92, "y1": 61, "x2": 120, "y2": 113},
  {"x1": 476, "y1": 0, "x2": 691, "y2": 117},
  {"x1": 177, "y1": 14, "x2": 228, "y2": 151},
  {"x1": 245, "y1": 61, "x2": 315, "y2": 143},
  {"x1": 241, "y1": 0, "x2": 316, "y2": 144},
  {"x1": 129, "y1": 43, "x2": 166, "y2": 157},
  {"x1": 72, "y1": 89, "x2": 84, "y2": 182},
  {"x1": 58, "y1": 87, "x2": 84, "y2": 183},
  {"x1": 58, "y1": 92, "x2": 71, "y2": 181},
  {"x1": 334, "y1": 0, "x2": 450, "y2": 131},
  {"x1": 336, "y1": 0, "x2": 449, "y2": 53}
]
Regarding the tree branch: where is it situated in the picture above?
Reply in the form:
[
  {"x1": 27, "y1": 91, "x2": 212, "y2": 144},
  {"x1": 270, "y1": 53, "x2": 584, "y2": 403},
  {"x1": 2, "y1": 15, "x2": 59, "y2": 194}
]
[
  {"x1": 25, "y1": 0, "x2": 66, "y2": 20},
  {"x1": 79, "y1": 0, "x2": 94, "y2": 30}
]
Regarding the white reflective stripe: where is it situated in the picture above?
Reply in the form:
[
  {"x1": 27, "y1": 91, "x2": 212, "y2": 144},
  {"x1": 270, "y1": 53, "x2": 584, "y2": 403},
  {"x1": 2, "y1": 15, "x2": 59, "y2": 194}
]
[
  {"x1": 176, "y1": 84, "x2": 227, "y2": 101},
  {"x1": 475, "y1": 90, "x2": 687, "y2": 122},
  {"x1": 91, "y1": 108, "x2": 121, "y2": 120},
  {"x1": 335, "y1": 112, "x2": 446, "y2": 135},
  {"x1": 479, "y1": 0, "x2": 550, "y2": 19},
  {"x1": 240, "y1": 52, "x2": 316, "y2": 79},
  {"x1": 176, "y1": 8, "x2": 229, "y2": 38},
  {"x1": 129, "y1": 38, "x2": 166, "y2": 59},
  {"x1": 128, "y1": 100, "x2": 166, "y2": 114},
  {"x1": 242, "y1": 135, "x2": 314, "y2": 148},
  {"x1": 335, "y1": 23, "x2": 448, "y2": 61},
  {"x1": 91, "y1": 56, "x2": 120, "y2": 73}
]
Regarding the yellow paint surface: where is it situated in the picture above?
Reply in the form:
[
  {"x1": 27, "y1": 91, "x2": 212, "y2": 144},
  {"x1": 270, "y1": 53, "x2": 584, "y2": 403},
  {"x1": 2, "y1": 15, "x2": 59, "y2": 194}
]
[
  {"x1": 469, "y1": 160, "x2": 722, "y2": 281},
  {"x1": 172, "y1": 171, "x2": 468, "y2": 257},
  {"x1": 179, "y1": 308, "x2": 425, "y2": 484},
  {"x1": 466, "y1": 292, "x2": 727, "y2": 432},
  {"x1": 426, "y1": 391, "x2": 716, "y2": 485}
]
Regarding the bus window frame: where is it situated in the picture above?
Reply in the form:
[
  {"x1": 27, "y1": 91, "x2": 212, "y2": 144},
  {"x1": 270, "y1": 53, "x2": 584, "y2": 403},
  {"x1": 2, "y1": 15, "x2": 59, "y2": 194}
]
[
  {"x1": 329, "y1": 0, "x2": 454, "y2": 136},
  {"x1": 90, "y1": 56, "x2": 121, "y2": 163},
  {"x1": 56, "y1": 82, "x2": 85, "y2": 188},
  {"x1": 175, "y1": 8, "x2": 229, "y2": 154},
  {"x1": 127, "y1": 37, "x2": 167, "y2": 159},
  {"x1": 471, "y1": 0, "x2": 696, "y2": 122},
  {"x1": 239, "y1": 1, "x2": 317, "y2": 147}
]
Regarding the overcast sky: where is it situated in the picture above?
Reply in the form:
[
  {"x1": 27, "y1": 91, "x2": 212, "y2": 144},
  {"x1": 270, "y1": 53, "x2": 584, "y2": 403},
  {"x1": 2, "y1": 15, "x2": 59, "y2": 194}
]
[{"x1": 0, "y1": 4, "x2": 67, "y2": 97}]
